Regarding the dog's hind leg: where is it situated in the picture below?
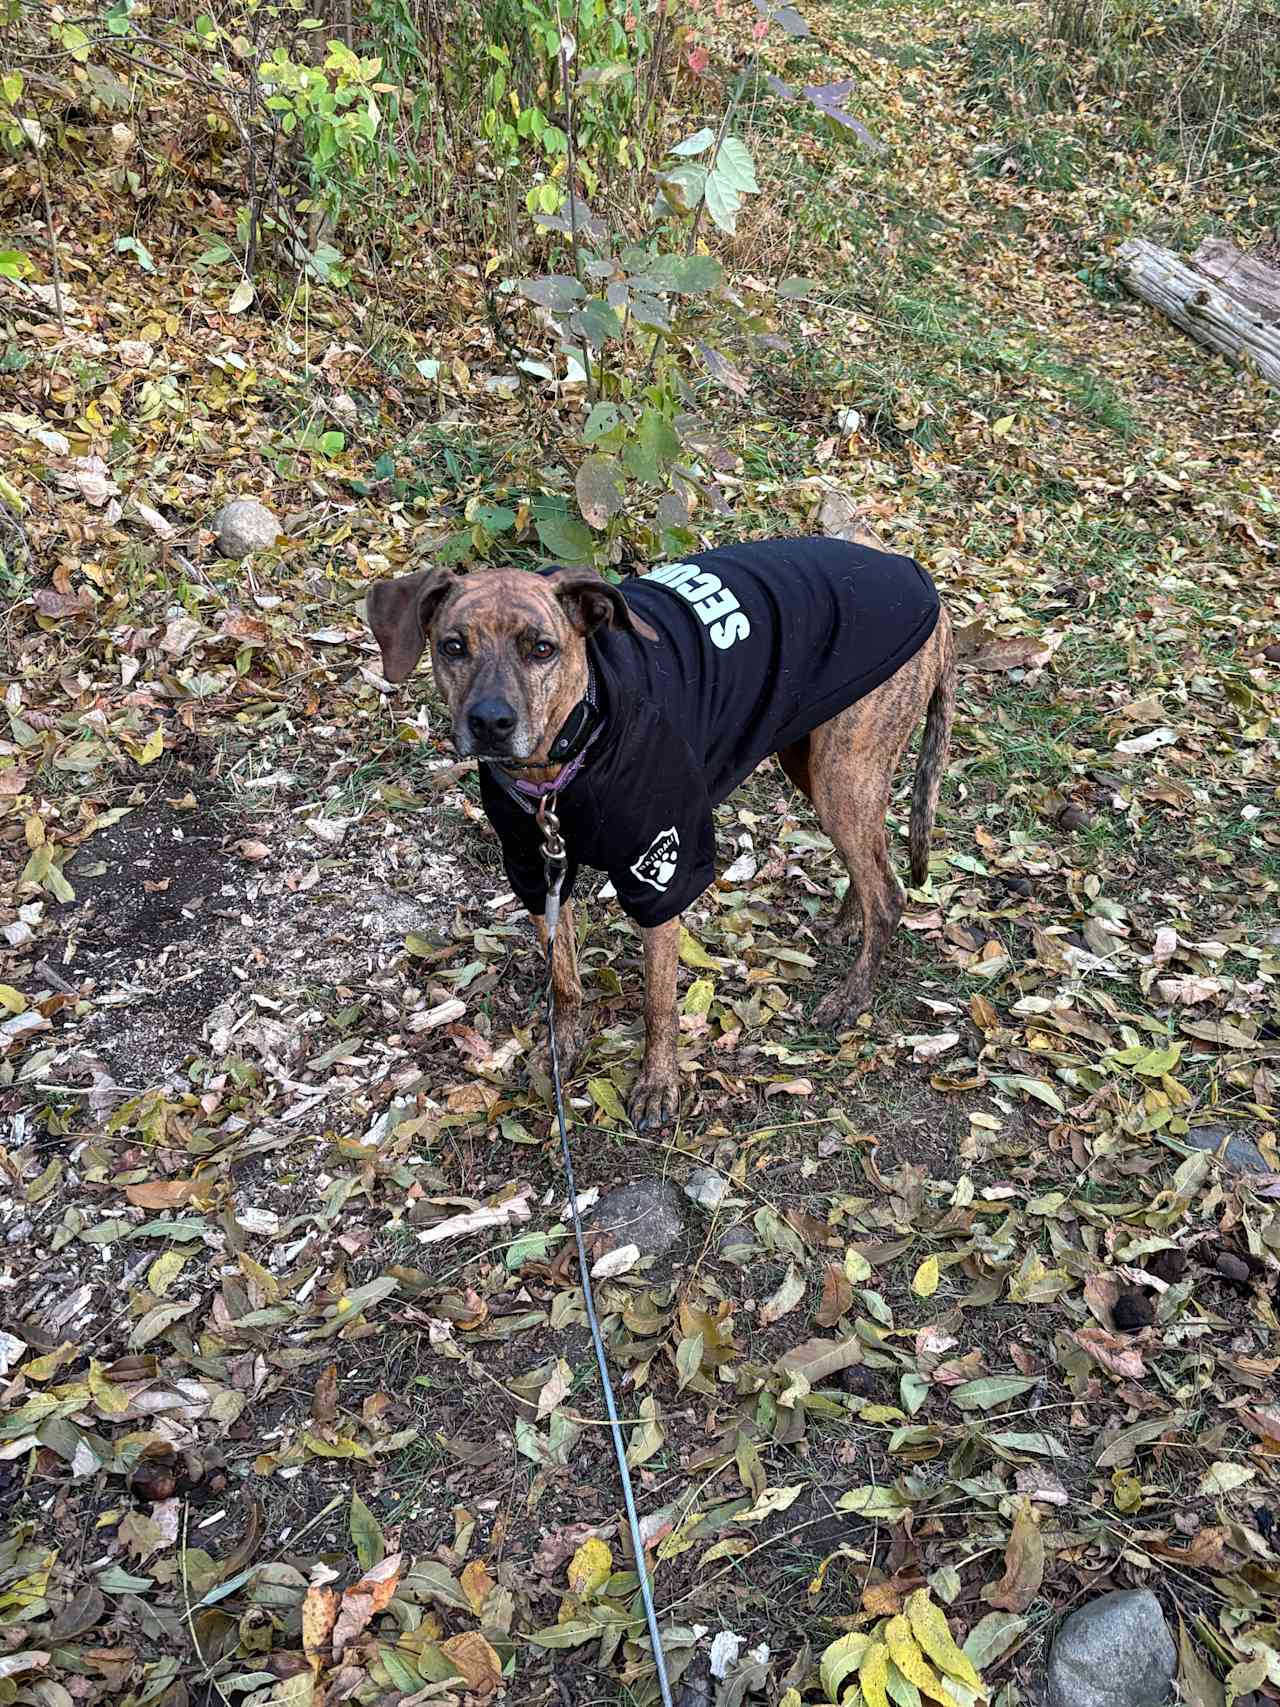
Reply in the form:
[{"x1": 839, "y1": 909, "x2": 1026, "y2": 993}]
[{"x1": 808, "y1": 716, "x2": 904, "y2": 1026}]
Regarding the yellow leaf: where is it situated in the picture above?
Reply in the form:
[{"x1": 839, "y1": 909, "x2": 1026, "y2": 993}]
[
  {"x1": 860, "y1": 1638, "x2": 891, "y2": 1707},
  {"x1": 912, "y1": 1255, "x2": 940, "y2": 1297},
  {"x1": 1111, "y1": 1468, "x2": 1142, "y2": 1513},
  {"x1": 885, "y1": 1614, "x2": 945, "y2": 1696},
  {"x1": 24, "y1": 815, "x2": 44, "y2": 850},
  {"x1": 905, "y1": 1589, "x2": 986, "y2": 1693},
  {"x1": 147, "y1": 1251, "x2": 187, "y2": 1296},
  {"x1": 0, "y1": 984, "x2": 26, "y2": 1015},
  {"x1": 136, "y1": 725, "x2": 165, "y2": 765},
  {"x1": 992, "y1": 414, "x2": 1015, "y2": 438},
  {"x1": 678, "y1": 926, "x2": 721, "y2": 969},
  {"x1": 87, "y1": 1359, "x2": 130, "y2": 1417},
  {"x1": 302, "y1": 1584, "x2": 338, "y2": 1670},
  {"x1": 567, "y1": 1536, "x2": 613, "y2": 1597},
  {"x1": 460, "y1": 1557, "x2": 496, "y2": 1614}
]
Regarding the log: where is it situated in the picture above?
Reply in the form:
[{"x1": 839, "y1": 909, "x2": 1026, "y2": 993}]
[{"x1": 1116, "y1": 236, "x2": 1280, "y2": 390}]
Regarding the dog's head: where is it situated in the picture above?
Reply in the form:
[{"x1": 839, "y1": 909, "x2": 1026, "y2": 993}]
[{"x1": 365, "y1": 565, "x2": 657, "y2": 762}]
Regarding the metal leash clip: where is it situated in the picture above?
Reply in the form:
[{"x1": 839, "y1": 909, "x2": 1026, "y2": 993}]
[{"x1": 537, "y1": 794, "x2": 567, "y2": 945}]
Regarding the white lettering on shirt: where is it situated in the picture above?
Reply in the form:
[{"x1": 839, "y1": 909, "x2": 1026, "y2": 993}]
[
  {"x1": 631, "y1": 826, "x2": 680, "y2": 893},
  {"x1": 644, "y1": 561, "x2": 751, "y2": 649}
]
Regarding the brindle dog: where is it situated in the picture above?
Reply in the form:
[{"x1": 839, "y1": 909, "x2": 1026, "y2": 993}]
[{"x1": 366, "y1": 559, "x2": 955, "y2": 1130}]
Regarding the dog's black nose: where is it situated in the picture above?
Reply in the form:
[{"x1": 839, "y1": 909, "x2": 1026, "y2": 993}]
[{"x1": 467, "y1": 697, "x2": 518, "y2": 747}]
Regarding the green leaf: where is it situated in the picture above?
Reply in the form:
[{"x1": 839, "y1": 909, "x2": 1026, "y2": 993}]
[
  {"x1": 836, "y1": 1485, "x2": 909, "y2": 1519},
  {"x1": 536, "y1": 514, "x2": 595, "y2": 563},
  {"x1": 672, "y1": 253, "x2": 724, "y2": 294},
  {"x1": 704, "y1": 137, "x2": 759, "y2": 236},
  {"x1": 570, "y1": 298, "x2": 622, "y2": 349},
  {"x1": 529, "y1": 1616, "x2": 624, "y2": 1649},
  {"x1": 583, "y1": 401, "x2": 624, "y2": 444},
  {"x1": 988, "y1": 1073, "x2": 1065, "y2": 1113},
  {"x1": 575, "y1": 454, "x2": 625, "y2": 529},
  {"x1": 350, "y1": 1489, "x2": 385, "y2": 1570},
  {"x1": 986, "y1": 1430, "x2": 1067, "y2": 1457},
  {"x1": 1095, "y1": 1413, "x2": 1183, "y2": 1468},
  {"x1": 518, "y1": 275, "x2": 585, "y2": 311},
  {"x1": 713, "y1": 135, "x2": 759, "y2": 194},
  {"x1": 821, "y1": 1632, "x2": 873, "y2": 1702},
  {"x1": 675, "y1": 1333, "x2": 704, "y2": 1391},
  {"x1": 949, "y1": 1376, "x2": 1037, "y2": 1411},
  {"x1": 0, "y1": 249, "x2": 33, "y2": 281},
  {"x1": 588, "y1": 1076, "x2": 627, "y2": 1123},
  {"x1": 115, "y1": 235, "x2": 156, "y2": 273},
  {"x1": 656, "y1": 163, "x2": 707, "y2": 215},
  {"x1": 669, "y1": 125, "x2": 716, "y2": 156},
  {"x1": 962, "y1": 1611, "x2": 1026, "y2": 1669}
]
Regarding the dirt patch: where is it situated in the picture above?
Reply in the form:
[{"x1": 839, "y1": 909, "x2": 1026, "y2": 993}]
[{"x1": 39, "y1": 764, "x2": 478, "y2": 1093}]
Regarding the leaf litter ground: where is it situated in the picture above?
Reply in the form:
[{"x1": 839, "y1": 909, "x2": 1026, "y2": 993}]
[{"x1": 2, "y1": 0, "x2": 1279, "y2": 1701}]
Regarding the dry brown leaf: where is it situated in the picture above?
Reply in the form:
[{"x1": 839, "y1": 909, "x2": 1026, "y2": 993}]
[
  {"x1": 815, "y1": 1263, "x2": 855, "y2": 1328},
  {"x1": 982, "y1": 1497, "x2": 1045, "y2": 1612},
  {"x1": 123, "y1": 1179, "x2": 202, "y2": 1209},
  {"x1": 439, "y1": 1629, "x2": 503, "y2": 1693},
  {"x1": 1071, "y1": 1325, "x2": 1146, "y2": 1380}
]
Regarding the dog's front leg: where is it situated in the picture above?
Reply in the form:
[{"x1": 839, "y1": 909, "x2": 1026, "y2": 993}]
[
  {"x1": 534, "y1": 902, "x2": 587, "y2": 1078},
  {"x1": 629, "y1": 917, "x2": 681, "y2": 1132}
]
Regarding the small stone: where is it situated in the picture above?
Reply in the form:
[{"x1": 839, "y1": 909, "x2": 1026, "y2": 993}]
[
  {"x1": 1262, "y1": 643, "x2": 1280, "y2": 664},
  {"x1": 1215, "y1": 1252, "x2": 1251, "y2": 1287},
  {"x1": 685, "y1": 1166, "x2": 730, "y2": 1211},
  {"x1": 1185, "y1": 1124, "x2": 1273, "y2": 1175},
  {"x1": 716, "y1": 1224, "x2": 757, "y2": 1261},
  {"x1": 1046, "y1": 1589, "x2": 1175, "y2": 1707},
  {"x1": 1146, "y1": 1248, "x2": 1186, "y2": 1285},
  {"x1": 214, "y1": 499, "x2": 281, "y2": 559},
  {"x1": 1112, "y1": 1287, "x2": 1154, "y2": 1331},
  {"x1": 1056, "y1": 803, "x2": 1093, "y2": 832},
  {"x1": 583, "y1": 1180, "x2": 685, "y2": 1259}
]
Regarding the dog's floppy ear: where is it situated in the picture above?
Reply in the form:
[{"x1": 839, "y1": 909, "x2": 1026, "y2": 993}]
[
  {"x1": 549, "y1": 567, "x2": 658, "y2": 644},
  {"x1": 365, "y1": 567, "x2": 459, "y2": 682}
]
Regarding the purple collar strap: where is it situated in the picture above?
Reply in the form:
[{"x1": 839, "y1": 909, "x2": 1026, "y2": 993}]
[{"x1": 484, "y1": 717, "x2": 604, "y2": 813}]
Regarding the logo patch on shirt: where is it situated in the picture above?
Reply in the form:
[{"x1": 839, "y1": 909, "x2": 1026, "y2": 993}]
[
  {"x1": 631, "y1": 826, "x2": 680, "y2": 893},
  {"x1": 644, "y1": 561, "x2": 751, "y2": 650}
]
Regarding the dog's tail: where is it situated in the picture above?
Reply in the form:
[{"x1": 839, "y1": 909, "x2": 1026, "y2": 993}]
[{"x1": 909, "y1": 611, "x2": 955, "y2": 887}]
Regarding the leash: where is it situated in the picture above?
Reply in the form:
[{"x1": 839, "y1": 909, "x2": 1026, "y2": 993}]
[{"x1": 535, "y1": 796, "x2": 675, "y2": 1707}]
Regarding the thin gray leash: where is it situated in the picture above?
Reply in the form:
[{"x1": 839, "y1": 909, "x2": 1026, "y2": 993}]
[{"x1": 536, "y1": 796, "x2": 675, "y2": 1707}]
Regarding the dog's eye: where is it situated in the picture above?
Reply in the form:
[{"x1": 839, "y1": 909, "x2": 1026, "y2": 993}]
[
  {"x1": 439, "y1": 637, "x2": 467, "y2": 660},
  {"x1": 530, "y1": 640, "x2": 557, "y2": 661}
]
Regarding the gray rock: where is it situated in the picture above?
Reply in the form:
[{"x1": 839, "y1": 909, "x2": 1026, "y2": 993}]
[
  {"x1": 1185, "y1": 1124, "x2": 1273, "y2": 1175},
  {"x1": 684, "y1": 1166, "x2": 730, "y2": 1210},
  {"x1": 1046, "y1": 1590, "x2": 1175, "y2": 1707},
  {"x1": 583, "y1": 1180, "x2": 685, "y2": 1258},
  {"x1": 214, "y1": 499, "x2": 281, "y2": 558}
]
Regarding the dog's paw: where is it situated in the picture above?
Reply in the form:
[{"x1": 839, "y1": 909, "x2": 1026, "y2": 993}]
[
  {"x1": 628, "y1": 1069, "x2": 680, "y2": 1134},
  {"x1": 813, "y1": 984, "x2": 872, "y2": 1031}
]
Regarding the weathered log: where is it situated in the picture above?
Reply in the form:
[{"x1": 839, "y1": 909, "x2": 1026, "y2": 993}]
[
  {"x1": 1116, "y1": 236, "x2": 1280, "y2": 390},
  {"x1": 1192, "y1": 238, "x2": 1280, "y2": 318}
]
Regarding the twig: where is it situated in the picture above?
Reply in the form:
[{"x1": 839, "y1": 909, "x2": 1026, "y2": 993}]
[{"x1": 553, "y1": 0, "x2": 595, "y2": 398}]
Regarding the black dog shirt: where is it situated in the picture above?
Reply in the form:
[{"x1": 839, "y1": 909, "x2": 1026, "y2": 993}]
[{"x1": 478, "y1": 536, "x2": 940, "y2": 928}]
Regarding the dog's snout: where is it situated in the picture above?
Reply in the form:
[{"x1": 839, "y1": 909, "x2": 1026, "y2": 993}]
[{"x1": 467, "y1": 696, "x2": 518, "y2": 748}]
